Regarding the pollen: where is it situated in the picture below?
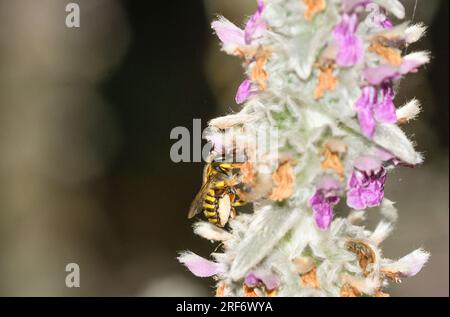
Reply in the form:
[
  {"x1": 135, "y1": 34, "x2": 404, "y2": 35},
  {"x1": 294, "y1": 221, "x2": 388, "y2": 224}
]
[
  {"x1": 314, "y1": 64, "x2": 337, "y2": 100},
  {"x1": 303, "y1": 0, "x2": 326, "y2": 21}
]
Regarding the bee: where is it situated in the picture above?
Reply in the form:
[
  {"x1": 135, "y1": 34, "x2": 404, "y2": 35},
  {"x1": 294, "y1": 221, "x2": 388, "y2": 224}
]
[{"x1": 188, "y1": 162, "x2": 245, "y2": 227}]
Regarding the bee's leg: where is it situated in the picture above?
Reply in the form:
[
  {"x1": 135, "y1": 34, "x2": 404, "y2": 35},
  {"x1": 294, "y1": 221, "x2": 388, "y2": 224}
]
[
  {"x1": 208, "y1": 217, "x2": 219, "y2": 225},
  {"x1": 212, "y1": 179, "x2": 238, "y2": 190},
  {"x1": 217, "y1": 163, "x2": 243, "y2": 173},
  {"x1": 230, "y1": 206, "x2": 237, "y2": 219},
  {"x1": 212, "y1": 180, "x2": 226, "y2": 189},
  {"x1": 232, "y1": 199, "x2": 246, "y2": 207},
  {"x1": 227, "y1": 175, "x2": 242, "y2": 187}
]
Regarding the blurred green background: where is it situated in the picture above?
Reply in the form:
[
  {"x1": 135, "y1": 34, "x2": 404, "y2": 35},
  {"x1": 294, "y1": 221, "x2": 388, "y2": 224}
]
[{"x1": 0, "y1": 0, "x2": 447, "y2": 296}]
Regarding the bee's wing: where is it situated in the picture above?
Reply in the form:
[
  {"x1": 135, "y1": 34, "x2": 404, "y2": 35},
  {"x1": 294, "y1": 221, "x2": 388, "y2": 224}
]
[
  {"x1": 187, "y1": 180, "x2": 212, "y2": 219},
  {"x1": 202, "y1": 163, "x2": 212, "y2": 185}
]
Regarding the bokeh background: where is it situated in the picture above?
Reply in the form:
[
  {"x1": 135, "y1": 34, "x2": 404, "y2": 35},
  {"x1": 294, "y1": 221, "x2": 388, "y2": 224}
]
[{"x1": 0, "y1": 0, "x2": 447, "y2": 296}]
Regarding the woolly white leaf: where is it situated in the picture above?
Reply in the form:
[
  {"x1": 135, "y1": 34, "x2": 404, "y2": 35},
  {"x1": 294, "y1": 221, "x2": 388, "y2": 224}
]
[
  {"x1": 289, "y1": 5, "x2": 339, "y2": 79},
  {"x1": 347, "y1": 210, "x2": 366, "y2": 225},
  {"x1": 370, "y1": 221, "x2": 394, "y2": 245},
  {"x1": 380, "y1": 198, "x2": 398, "y2": 222},
  {"x1": 229, "y1": 205, "x2": 301, "y2": 281},
  {"x1": 373, "y1": 123, "x2": 423, "y2": 165}
]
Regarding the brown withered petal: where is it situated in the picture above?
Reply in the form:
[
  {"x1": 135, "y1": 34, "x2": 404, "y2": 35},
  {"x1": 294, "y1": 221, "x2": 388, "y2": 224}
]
[
  {"x1": 266, "y1": 289, "x2": 277, "y2": 297},
  {"x1": 240, "y1": 161, "x2": 256, "y2": 185},
  {"x1": 300, "y1": 267, "x2": 320, "y2": 289},
  {"x1": 250, "y1": 48, "x2": 271, "y2": 91},
  {"x1": 314, "y1": 64, "x2": 337, "y2": 100},
  {"x1": 375, "y1": 290, "x2": 390, "y2": 297},
  {"x1": 234, "y1": 47, "x2": 258, "y2": 61},
  {"x1": 268, "y1": 161, "x2": 295, "y2": 201},
  {"x1": 380, "y1": 268, "x2": 403, "y2": 284},
  {"x1": 346, "y1": 240, "x2": 377, "y2": 276},
  {"x1": 304, "y1": 0, "x2": 326, "y2": 21},
  {"x1": 243, "y1": 284, "x2": 258, "y2": 297},
  {"x1": 369, "y1": 41, "x2": 403, "y2": 66},
  {"x1": 216, "y1": 283, "x2": 226, "y2": 297},
  {"x1": 340, "y1": 283, "x2": 361, "y2": 297},
  {"x1": 321, "y1": 147, "x2": 345, "y2": 179}
]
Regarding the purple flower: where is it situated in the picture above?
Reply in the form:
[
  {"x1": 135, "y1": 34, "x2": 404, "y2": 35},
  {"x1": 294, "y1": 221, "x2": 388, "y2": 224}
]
[
  {"x1": 380, "y1": 18, "x2": 393, "y2": 29},
  {"x1": 235, "y1": 79, "x2": 255, "y2": 104},
  {"x1": 309, "y1": 175, "x2": 342, "y2": 230},
  {"x1": 212, "y1": 0, "x2": 266, "y2": 47},
  {"x1": 244, "y1": 0, "x2": 266, "y2": 45},
  {"x1": 364, "y1": 52, "x2": 430, "y2": 85},
  {"x1": 355, "y1": 84, "x2": 397, "y2": 138},
  {"x1": 245, "y1": 270, "x2": 279, "y2": 290},
  {"x1": 213, "y1": 1, "x2": 267, "y2": 105},
  {"x1": 346, "y1": 155, "x2": 386, "y2": 210},
  {"x1": 374, "y1": 84, "x2": 397, "y2": 123},
  {"x1": 356, "y1": 86, "x2": 377, "y2": 138},
  {"x1": 374, "y1": 147, "x2": 402, "y2": 166},
  {"x1": 178, "y1": 252, "x2": 225, "y2": 277},
  {"x1": 333, "y1": 14, "x2": 364, "y2": 67}
]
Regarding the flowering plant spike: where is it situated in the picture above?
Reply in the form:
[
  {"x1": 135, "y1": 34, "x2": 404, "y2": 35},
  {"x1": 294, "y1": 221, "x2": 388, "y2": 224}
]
[{"x1": 179, "y1": 0, "x2": 430, "y2": 297}]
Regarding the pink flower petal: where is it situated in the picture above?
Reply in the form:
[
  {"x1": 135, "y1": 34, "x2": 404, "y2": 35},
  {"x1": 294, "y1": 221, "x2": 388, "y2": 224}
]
[
  {"x1": 235, "y1": 79, "x2": 254, "y2": 104},
  {"x1": 374, "y1": 85, "x2": 397, "y2": 124},
  {"x1": 354, "y1": 155, "x2": 382, "y2": 173},
  {"x1": 364, "y1": 53, "x2": 430, "y2": 85},
  {"x1": 245, "y1": 270, "x2": 280, "y2": 290},
  {"x1": 364, "y1": 65, "x2": 399, "y2": 85},
  {"x1": 333, "y1": 14, "x2": 364, "y2": 67},
  {"x1": 211, "y1": 17, "x2": 245, "y2": 46},
  {"x1": 244, "y1": 0, "x2": 266, "y2": 44},
  {"x1": 346, "y1": 157, "x2": 386, "y2": 210},
  {"x1": 178, "y1": 251, "x2": 225, "y2": 277}
]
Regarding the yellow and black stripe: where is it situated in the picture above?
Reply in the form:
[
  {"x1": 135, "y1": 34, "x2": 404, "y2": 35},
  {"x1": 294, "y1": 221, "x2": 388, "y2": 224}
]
[{"x1": 202, "y1": 188, "x2": 222, "y2": 224}]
